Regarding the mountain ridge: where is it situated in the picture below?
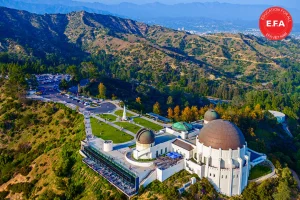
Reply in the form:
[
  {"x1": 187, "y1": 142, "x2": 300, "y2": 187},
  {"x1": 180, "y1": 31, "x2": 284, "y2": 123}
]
[
  {"x1": 2, "y1": 0, "x2": 300, "y2": 22},
  {"x1": 1, "y1": 6, "x2": 300, "y2": 90}
]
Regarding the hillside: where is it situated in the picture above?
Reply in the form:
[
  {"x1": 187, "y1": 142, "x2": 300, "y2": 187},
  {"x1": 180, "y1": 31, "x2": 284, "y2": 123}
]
[
  {"x1": 1, "y1": 7, "x2": 300, "y2": 91},
  {"x1": 0, "y1": 78, "x2": 127, "y2": 199},
  {"x1": 0, "y1": 74, "x2": 299, "y2": 200}
]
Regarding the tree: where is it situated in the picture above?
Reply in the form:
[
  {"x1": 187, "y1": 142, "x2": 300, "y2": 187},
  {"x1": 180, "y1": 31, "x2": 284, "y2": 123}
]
[
  {"x1": 136, "y1": 97, "x2": 142, "y2": 104},
  {"x1": 112, "y1": 94, "x2": 117, "y2": 100},
  {"x1": 174, "y1": 105, "x2": 181, "y2": 121},
  {"x1": 153, "y1": 102, "x2": 161, "y2": 115},
  {"x1": 77, "y1": 83, "x2": 81, "y2": 94},
  {"x1": 167, "y1": 96, "x2": 173, "y2": 106},
  {"x1": 98, "y1": 83, "x2": 106, "y2": 99},
  {"x1": 242, "y1": 182, "x2": 259, "y2": 200},
  {"x1": 59, "y1": 79, "x2": 69, "y2": 90},
  {"x1": 136, "y1": 85, "x2": 150, "y2": 96},
  {"x1": 66, "y1": 65, "x2": 80, "y2": 82},
  {"x1": 273, "y1": 180, "x2": 291, "y2": 200},
  {"x1": 181, "y1": 106, "x2": 193, "y2": 122},
  {"x1": 257, "y1": 179, "x2": 274, "y2": 200},
  {"x1": 80, "y1": 61, "x2": 98, "y2": 79},
  {"x1": 281, "y1": 167, "x2": 296, "y2": 186},
  {"x1": 167, "y1": 108, "x2": 174, "y2": 119},
  {"x1": 191, "y1": 106, "x2": 199, "y2": 121}
]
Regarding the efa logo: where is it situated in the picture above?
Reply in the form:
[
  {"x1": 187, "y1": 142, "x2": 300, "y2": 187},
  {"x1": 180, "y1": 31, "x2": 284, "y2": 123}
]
[
  {"x1": 259, "y1": 7, "x2": 293, "y2": 40},
  {"x1": 266, "y1": 20, "x2": 285, "y2": 27}
]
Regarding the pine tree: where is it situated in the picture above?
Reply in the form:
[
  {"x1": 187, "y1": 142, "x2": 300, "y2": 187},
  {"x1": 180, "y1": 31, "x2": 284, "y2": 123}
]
[
  {"x1": 167, "y1": 96, "x2": 173, "y2": 106},
  {"x1": 174, "y1": 105, "x2": 181, "y2": 121},
  {"x1": 167, "y1": 107, "x2": 174, "y2": 119},
  {"x1": 191, "y1": 106, "x2": 199, "y2": 121},
  {"x1": 181, "y1": 106, "x2": 192, "y2": 122},
  {"x1": 98, "y1": 83, "x2": 106, "y2": 99},
  {"x1": 153, "y1": 102, "x2": 161, "y2": 115}
]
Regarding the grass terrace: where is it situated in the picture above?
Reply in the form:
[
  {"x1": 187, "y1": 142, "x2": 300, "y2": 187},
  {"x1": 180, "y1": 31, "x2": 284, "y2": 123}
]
[
  {"x1": 114, "y1": 110, "x2": 134, "y2": 117},
  {"x1": 249, "y1": 164, "x2": 272, "y2": 180},
  {"x1": 99, "y1": 114, "x2": 117, "y2": 122},
  {"x1": 90, "y1": 118, "x2": 133, "y2": 143},
  {"x1": 133, "y1": 118, "x2": 162, "y2": 131},
  {"x1": 114, "y1": 122, "x2": 141, "y2": 134}
]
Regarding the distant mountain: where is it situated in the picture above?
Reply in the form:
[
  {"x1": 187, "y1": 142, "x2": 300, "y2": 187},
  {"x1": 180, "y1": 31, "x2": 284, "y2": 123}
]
[
  {"x1": 1, "y1": 7, "x2": 300, "y2": 88},
  {"x1": 0, "y1": 0, "x2": 114, "y2": 15},
  {"x1": 2, "y1": 0, "x2": 300, "y2": 22}
]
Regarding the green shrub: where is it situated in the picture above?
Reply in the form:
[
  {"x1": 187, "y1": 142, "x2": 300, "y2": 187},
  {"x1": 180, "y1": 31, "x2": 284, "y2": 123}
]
[{"x1": 0, "y1": 191, "x2": 9, "y2": 200}]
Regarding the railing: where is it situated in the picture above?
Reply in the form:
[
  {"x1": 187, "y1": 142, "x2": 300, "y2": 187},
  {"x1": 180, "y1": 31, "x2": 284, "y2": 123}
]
[
  {"x1": 84, "y1": 145, "x2": 138, "y2": 178},
  {"x1": 140, "y1": 169, "x2": 156, "y2": 186}
]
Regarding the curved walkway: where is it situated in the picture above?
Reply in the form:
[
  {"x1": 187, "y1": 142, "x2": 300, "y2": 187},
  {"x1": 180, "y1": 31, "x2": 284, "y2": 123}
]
[{"x1": 250, "y1": 160, "x2": 276, "y2": 183}]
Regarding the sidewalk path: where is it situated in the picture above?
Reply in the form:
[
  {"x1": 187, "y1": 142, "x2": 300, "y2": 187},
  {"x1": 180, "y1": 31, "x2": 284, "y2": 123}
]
[
  {"x1": 250, "y1": 160, "x2": 276, "y2": 183},
  {"x1": 92, "y1": 114, "x2": 136, "y2": 139}
]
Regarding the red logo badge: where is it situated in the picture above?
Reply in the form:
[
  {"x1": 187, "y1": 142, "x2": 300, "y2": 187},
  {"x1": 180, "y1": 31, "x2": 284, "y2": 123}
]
[{"x1": 259, "y1": 6, "x2": 293, "y2": 40}]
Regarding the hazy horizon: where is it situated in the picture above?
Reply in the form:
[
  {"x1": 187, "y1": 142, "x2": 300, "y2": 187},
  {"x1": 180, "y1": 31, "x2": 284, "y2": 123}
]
[{"x1": 76, "y1": 0, "x2": 299, "y2": 9}]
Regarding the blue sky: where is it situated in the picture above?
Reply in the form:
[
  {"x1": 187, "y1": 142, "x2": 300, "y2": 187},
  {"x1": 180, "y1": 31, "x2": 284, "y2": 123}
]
[{"x1": 77, "y1": 0, "x2": 299, "y2": 8}]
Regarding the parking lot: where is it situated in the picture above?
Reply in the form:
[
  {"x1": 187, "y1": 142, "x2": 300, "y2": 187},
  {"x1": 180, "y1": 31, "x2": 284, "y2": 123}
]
[{"x1": 36, "y1": 74, "x2": 117, "y2": 114}]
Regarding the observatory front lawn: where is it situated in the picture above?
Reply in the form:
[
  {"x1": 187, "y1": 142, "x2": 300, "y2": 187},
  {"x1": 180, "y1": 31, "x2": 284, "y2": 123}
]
[
  {"x1": 249, "y1": 164, "x2": 272, "y2": 180},
  {"x1": 114, "y1": 122, "x2": 141, "y2": 134},
  {"x1": 114, "y1": 110, "x2": 134, "y2": 117},
  {"x1": 90, "y1": 118, "x2": 133, "y2": 143},
  {"x1": 133, "y1": 118, "x2": 162, "y2": 131},
  {"x1": 99, "y1": 114, "x2": 117, "y2": 122}
]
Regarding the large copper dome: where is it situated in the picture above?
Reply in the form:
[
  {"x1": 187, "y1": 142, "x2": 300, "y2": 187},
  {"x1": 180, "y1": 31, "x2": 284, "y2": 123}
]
[
  {"x1": 204, "y1": 109, "x2": 220, "y2": 122},
  {"x1": 136, "y1": 128, "x2": 155, "y2": 144},
  {"x1": 198, "y1": 120, "x2": 245, "y2": 150}
]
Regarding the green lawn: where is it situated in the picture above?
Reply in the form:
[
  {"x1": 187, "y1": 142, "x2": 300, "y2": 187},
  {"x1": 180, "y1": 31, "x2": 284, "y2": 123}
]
[
  {"x1": 114, "y1": 110, "x2": 134, "y2": 117},
  {"x1": 99, "y1": 114, "x2": 117, "y2": 122},
  {"x1": 114, "y1": 122, "x2": 141, "y2": 134},
  {"x1": 249, "y1": 164, "x2": 272, "y2": 180},
  {"x1": 133, "y1": 118, "x2": 162, "y2": 131},
  {"x1": 90, "y1": 118, "x2": 133, "y2": 143}
]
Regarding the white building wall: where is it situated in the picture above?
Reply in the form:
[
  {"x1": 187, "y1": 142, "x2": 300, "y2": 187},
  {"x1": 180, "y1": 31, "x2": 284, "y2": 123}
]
[
  {"x1": 185, "y1": 160, "x2": 203, "y2": 177},
  {"x1": 165, "y1": 127, "x2": 180, "y2": 136},
  {"x1": 150, "y1": 140, "x2": 173, "y2": 158},
  {"x1": 157, "y1": 159, "x2": 185, "y2": 182},
  {"x1": 134, "y1": 140, "x2": 174, "y2": 159},
  {"x1": 165, "y1": 128, "x2": 200, "y2": 139},
  {"x1": 171, "y1": 143, "x2": 193, "y2": 159},
  {"x1": 193, "y1": 137, "x2": 250, "y2": 196},
  {"x1": 141, "y1": 170, "x2": 157, "y2": 188}
]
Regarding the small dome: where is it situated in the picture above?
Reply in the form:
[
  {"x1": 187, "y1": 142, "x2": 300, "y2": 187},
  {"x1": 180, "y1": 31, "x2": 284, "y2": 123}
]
[
  {"x1": 136, "y1": 128, "x2": 155, "y2": 144},
  {"x1": 204, "y1": 109, "x2": 220, "y2": 122},
  {"x1": 172, "y1": 122, "x2": 193, "y2": 132},
  {"x1": 198, "y1": 119, "x2": 245, "y2": 150}
]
